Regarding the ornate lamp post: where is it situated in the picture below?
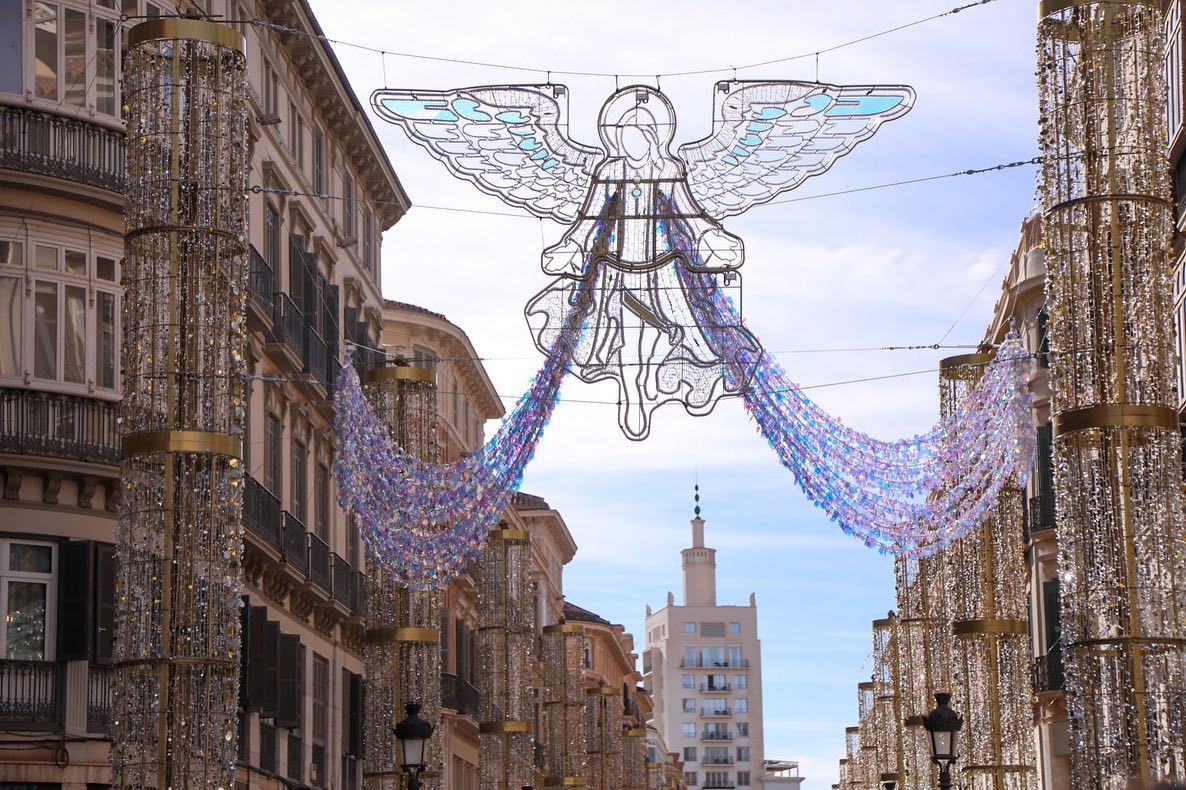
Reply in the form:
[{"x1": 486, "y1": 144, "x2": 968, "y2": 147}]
[
  {"x1": 923, "y1": 693, "x2": 963, "y2": 790},
  {"x1": 395, "y1": 702, "x2": 436, "y2": 790}
]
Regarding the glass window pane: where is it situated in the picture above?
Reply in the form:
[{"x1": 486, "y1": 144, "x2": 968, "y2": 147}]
[
  {"x1": 98, "y1": 292, "x2": 115, "y2": 389},
  {"x1": 96, "y1": 17, "x2": 117, "y2": 115},
  {"x1": 33, "y1": 281, "x2": 57, "y2": 379},
  {"x1": 0, "y1": 276, "x2": 20, "y2": 377},
  {"x1": 10, "y1": 544, "x2": 52, "y2": 574},
  {"x1": 63, "y1": 7, "x2": 86, "y2": 107},
  {"x1": 64, "y1": 250, "x2": 86, "y2": 275},
  {"x1": 0, "y1": 0, "x2": 21, "y2": 94},
  {"x1": 96, "y1": 256, "x2": 116, "y2": 281},
  {"x1": 34, "y1": 2, "x2": 59, "y2": 100},
  {"x1": 64, "y1": 285, "x2": 85, "y2": 383},
  {"x1": 6, "y1": 581, "x2": 47, "y2": 660},
  {"x1": 0, "y1": 241, "x2": 21, "y2": 267},
  {"x1": 34, "y1": 245, "x2": 56, "y2": 271}
]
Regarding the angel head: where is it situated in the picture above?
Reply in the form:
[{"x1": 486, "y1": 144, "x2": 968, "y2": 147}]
[{"x1": 597, "y1": 86, "x2": 677, "y2": 163}]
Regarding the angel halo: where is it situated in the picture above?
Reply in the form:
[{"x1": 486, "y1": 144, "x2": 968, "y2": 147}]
[{"x1": 372, "y1": 81, "x2": 915, "y2": 439}]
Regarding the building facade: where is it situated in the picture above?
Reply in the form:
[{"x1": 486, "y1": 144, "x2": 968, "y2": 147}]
[{"x1": 643, "y1": 509, "x2": 771, "y2": 789}]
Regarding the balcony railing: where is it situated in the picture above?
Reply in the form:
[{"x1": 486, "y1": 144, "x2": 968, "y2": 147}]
[
  {"x1": 281, "y1": 512, "x2": 308, "y2": 576},
  {"x1": 0, "y1": 387, "x2": 119, "y2": 465},
  {"x1": 681, "y1": 659, "x2": 749, "y2": 669},
  {"x1": 700, "y1": 730, "x2": 732, "y2": 741},
  {"x1": 1033, "y1": 644, "x2": 1065, "y2": 693},
  {"x1": 701, "y1": 683, "x2": 731, "y2": 693},
  {"x1": 244, "y1": 476, "x2": 283, "y2": 552},
  {"x1": 307, "y1": 533, "x2": 331, "y2": 594},
  {"x1": 701, "y1": 708, "x2": 731, "y2": 717},
  {"x1": 0, "y1": 105, "x2": 126, "y2": 193},
  {"x1": 441, "y1": 672, "x2": 460, "y2": 711},
  {"x1": 1028, "y1": 492, "x2": 1055, "y2": 537},
  {"x1": 271, "y1": 293, "x2": 305, "y2": 363},
  {"x1": 87, "y1": 664, "x2": 113, "y2": 734},
  {"x1": 305, "y1": 325, "x2": 329, "y2": 390},
  {"x1": 350, "y1": 570, "x2": 366, "y2": 618},
  {"x1": 702, "y1": 757, "x2": 734, "y2": 765},
  {"x1": 249, "y1": 246, "x2": 275, "y2": 317},
  {"x1": 332, "y1": 555, "x2": 352, "y2": 608},
  {"x1": 0, "y1": 660, "x2": 63, "y2": 730},
  {"x1": 459, "y1": 679, "x2": 479, "y2": 718}
]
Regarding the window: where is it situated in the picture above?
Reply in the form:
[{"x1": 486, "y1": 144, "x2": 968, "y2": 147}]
[
  {"x1": 347, "y1": 514, "x2": 360, "y2": 569},
  {"x1": 683, "y1": 747, "x2": 697, "y2": 763},
  {"x1": 685, "y1": 622, "x2": 696, "y2": 633},
  {"x1": 264, "y1": 414, "x2": 282, "y2": 494},
  {"x1": 705, "y1": 674, "x2": 726, "y2": 691},
  {"x1": 289, "y1": 102, "x2": 304, "y2": 168},
  {"x1": 737, "y1": 770, "x2": 750, "y2": 786},
  {"x1": 736, "y1": 746, "x2": 750, "y2": 762},
  {"x1": 0, "y1": 0, "x2": 20, "y2": 93},
  {"x1": 314, "y1": 463, "x2": 330, "y2": 541},
  {"x1": 312, "y1": 127, "x2": 325, "y2": 196},
  {"x1": 728, "y1": 646, "x2": 742, "y2": 666},
  {"x1": 1170, "y1": 1, "x2": 1184, "y2": 145},
  {"x1": 34, "y1": 2, "x2": 60, "y2": 100},
  {"x1": 682, "y1": 698, "x2": 695, "y2": 713},
  {"x1": 684, "y1": 646, "x2": 697, "y2": 667},
  {"x1": 363, "y1": 209, "x2": 374, "y2": 275},
  {"x1": 684, "y1": 772, "x2": 698, "y2": 787},
  {"x1": 0, "y1": 244, "x2": 20, "y2": 377},
  {"x1": 681, "y1": 723, "x2": 696, "y2": 738},
  {"x1": 262, "y1": 60, "x2": 279, "y2": 117},
  {"x1": 412, "y1": 345, "x2": 436, "y2": 372},
  {"x1": 98, "y1": 292, "x2": 116, "y2": 389},
  {"x1": 733, "y1": 674, "x2": 747, "y2": 690},
  {"x1": 291, "y1": 440, "x2": 307, "y2": 521},
  {"x1": 734, "y1": 698, "x2": 748, "y2": 713},
  {"x1": 704, "y1": 699, "x2": 728, "y2": 715},
  {"x1": 704, "y1": 746, "x2": 729, "y2": 765},
  {"x1": 265, "y1": 205, "x2": 280, "y2": 269},
  {"x1": 312, "y1": 653, "x2": 329, "y2": 744},
  {"x1": 341, "y1": 171, "x2": 355, "y2": 239},
  {"x1": 728, "y1": 622, "x2": 740, "y2": 634},
  {"x1": 735, "y1": 722, "x2": 748, "y2": 737},
  {"x1": 28, "y1": 3, "x2": 121, "y2": 115},
  {"x1": 681, "y1": 674, "x2": 695, "y2": 689},
  {"x1": 705, "y1": 771, "x2": 730, "y2": 788},
  {"x1": 0, "y1": 541, "x2": 55, "y2": 660}
]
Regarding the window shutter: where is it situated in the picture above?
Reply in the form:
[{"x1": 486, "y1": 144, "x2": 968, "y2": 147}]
[
  {"x1": 238, "y1": 597, "x2": 252, "y2": 710},
  {"x1": 276, "y1": 633, "x2": 302, "y2": 728},
  {"x1": 261, "y1": 620, "x2": 280, "y2": 718},
  {"x1": 1037, "y1": 423, "x2": 1054, "y2": 495},
  {"x1": 57, "y1": 540, "x2": 93, "y2": 661},
  {"x1": 348, "y1": 672, "x2": 363, "y2": 756},
  {"x1": 246, "y1": 606, "x2": 269, "y2": 712},
  {"x1": 304, "y1": 255, "x2": 320, "y2": 324},
  {"x1": 288, "y1": 233, "x2": 304, "y2": 306},
  {"x1": 94, "y1": 543, "x2": 116, "y2": 665},
  {"x1": 454, "y1": 619, "x2": 465, "y2": 680},
  {"x1": 324, "y1": 284, "x2": 340, "y2": 356}
]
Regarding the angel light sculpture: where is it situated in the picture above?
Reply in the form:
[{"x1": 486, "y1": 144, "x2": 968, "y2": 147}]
[{"x1": 372, "y1": 81, "x2": 914, "y2": 439}]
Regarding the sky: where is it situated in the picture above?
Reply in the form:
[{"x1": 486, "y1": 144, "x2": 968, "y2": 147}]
[{"x1": 305, "y1": 0, "x2": 1039, "y2": 785}]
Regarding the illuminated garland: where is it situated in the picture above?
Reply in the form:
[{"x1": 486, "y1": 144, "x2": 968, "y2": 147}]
[{"x1": 334, "y1": 260, "x2": 1033, "y2": 585}]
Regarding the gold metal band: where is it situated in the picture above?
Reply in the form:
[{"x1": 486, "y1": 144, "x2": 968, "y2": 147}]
[
  {"x1": 587, "y1": 686, "x2": 620, "y2": 696},
  {"x1": 961, "y1": 764, "x2": 1038, "y2": 774},
  {"x1": 544, "y1": 778, "x2": 589, "y2": 787},
  {"x1": 364, "y1": 626, "x2": 440, "y2": 644},
  {"x1": 1045, "y1": 193, "x2": 1170, "y2": 215},
  {"x1": 128, "y1": 18, "x2": 246, "y2": 54},
  {"x1": 939, "y1": 352, "x2": 994, "y2": 372},
  {"x1": 115, "y1": 656, "x2": 235, "y2": 669},
  {"x1": 872, "y1": 616, "x2": 896, "y2": 629},
  {"x1": 857, "y1": 681, "x2": 874, "y2": 690},
  {"x1": 489, "y1": 528, "x2": 531, "y2": 543},
  {"x1": 543, "y1": 623, "x2": 586, "y2": 635},
  {"x1": 953, "y1": 618, "x2": 1028, "y2": 636},
  {"x1": 845, "y1": 726, "x2": 860, "y2": 734},
  {"x1": 122, "y1": 430, "x2": 242, "y2": 459},
  {"x1": 479, "y1": 720, "x2": 530, "y2": 734},
  {"x1": 647, "y1": 762, "x2": 664, "y2": 769},
  {"x1": 364, "y1": 365, "x2": 436, "y2": 385},
  {"x1": 625, "y1": 728, "x2": 646, "y2": 737},
  {"x1": 880, "y1": 773, "x2": 902, "y2": 782},
  {"x1": 1052, "y1": 404, "x2": 1179, "y2": 436},
  {"x1": 1039, "y1": 0, "x2": 1157, "y2": 19},
  {"x1": 904, "y1": 715, "x2": 926, "y2": 727}
]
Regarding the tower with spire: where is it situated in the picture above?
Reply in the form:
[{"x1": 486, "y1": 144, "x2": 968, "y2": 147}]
[{"x1": 639, "y1": 486, "x2": 796, "y2": 789}]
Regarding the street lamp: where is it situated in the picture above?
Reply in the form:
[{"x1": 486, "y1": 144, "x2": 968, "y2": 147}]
[
  {"x1": 394, "y1": 701, "x2": 435, "y2": 790},
  {"x1": 923, "y1": 692, "x2": 963, "y2": 790}
]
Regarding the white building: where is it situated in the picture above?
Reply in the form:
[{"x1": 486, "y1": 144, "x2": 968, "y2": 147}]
[{"x1": 644, "y1": 496, "x2": 795, "y2": 789}]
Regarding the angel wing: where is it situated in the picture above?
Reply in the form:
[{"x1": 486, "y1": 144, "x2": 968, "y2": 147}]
[
  {"x1": 371, "y1": 85, "x2": 605, "y2": 224},
  {"x1": 679, "y1": 80, "x2": 915, "y2": 219}
]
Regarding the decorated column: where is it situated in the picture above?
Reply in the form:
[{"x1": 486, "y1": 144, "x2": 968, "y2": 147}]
[
  {"x1": 844, "y1": 727, "x2": 862, "y2": 789},
  {"x1": 362, "y1": 364, "x2": 444, "y2": 789},
  {"x1": 477, "y1": 524, "x2": 535, "y2": 789},
  {"x1": 113, "y1": 18, "x2": 248, "y2": 790},
  {"x1": 871, "y1": 614, "x2": 906, "y2": 790},
  {"x1": 894, "y1": 557, "x2": 944, "y2": 790},
  {"x1": 623, "y1": 727, "x2": 648, "y2": 790},
  {"x1": 542, "y1": 623, "x2": 589, "y2": 786},
  {"x1": 856, "y1": 682, "x2": 878, "y2": 789},
  {"x1": 585, "y1": 685, "x2": 624, "y2": 790},
  {"x1": 940, "y1": 352, "x2": 1036, "y2": 790},
  {"x1": 1038, "y1": 1, "x2": 1186, "y2": 786}
]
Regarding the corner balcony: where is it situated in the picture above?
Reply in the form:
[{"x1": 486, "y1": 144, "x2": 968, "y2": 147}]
[
  {"x1": 0, "y1": 387, "x2": 120, "y2": 466},
  {"x1": 0, "y1": 105, "x2": 125, "y2": 195}
]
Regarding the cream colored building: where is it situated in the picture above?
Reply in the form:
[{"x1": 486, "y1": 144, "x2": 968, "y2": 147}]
[{"x1": 643, "y1": 509, "x2": 775, "y2": 789}]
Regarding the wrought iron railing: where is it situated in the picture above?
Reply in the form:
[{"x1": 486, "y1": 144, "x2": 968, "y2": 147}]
[
  {"x1": 1033, "y1": 644, "x2": 1065, "y2": 693},
  {"x1": 0, "y1": 387, "x2": 119, "y2": 465},
  {"x1": 281, "y1": 512, "x2": 308, "y2": 576},
  {"x1": 441, "y1": 671, "x2": 459, "y2": 711},
  {"x1": 0, "y1": 105, "x2": 126, "y2": 193},
  {"x1": 249, "y1": 245, "x2": 275, "y2": 317},
  {"x1": 350, "y1": 570, "x2": 366, "y2": 618},
  {"x1": 260, "y1": 722, "x2": 278, "y2": 774},
  {"x1": 87, "y1": 664, "x2": 113, "y2": 734},
  {"x1": 1028, "y1": 492, "x2": 1055, "y2": 536},
  {"x1": 307, "y1": 533, "x2": 331, "y2": 594},
  {"x1": 0, "y1": 660, "x2": 63, "y2": 730},
  {"x1": 332, "y1": 555, "x2": 352, "y2": 608},
  {"x1": 272, "y1": 293, "x2": 305, "y2": 363},
  {"x1": 700, "y1": 730, "x2": 732, "y2": 741},
  {"x1": 459, "y1": 679, "x2": 479, "y2": 718},
  {"x1": 244, "y1": 476, "x2": 283, "y2": 552},
  {"x1": 305, "y1": 325, "x2": 329, "y2": 390},
  {"x1": 701, "y1": 707, "x2": 731, "y2": 717},
  {"x1": 700, "y1": 683, "x2": 731, "y2": 693}
]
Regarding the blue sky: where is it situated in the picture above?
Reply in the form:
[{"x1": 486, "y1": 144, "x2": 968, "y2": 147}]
[{"x1": 307, "y1": 0, "x2": 1039, "y2": 784}]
